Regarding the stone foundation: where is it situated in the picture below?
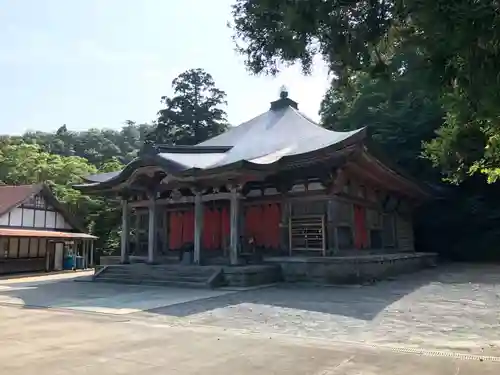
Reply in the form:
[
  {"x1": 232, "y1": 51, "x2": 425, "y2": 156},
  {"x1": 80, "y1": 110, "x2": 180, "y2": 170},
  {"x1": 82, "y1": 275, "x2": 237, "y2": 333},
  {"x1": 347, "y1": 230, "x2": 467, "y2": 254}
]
[
  {"x1": 0, "y1": 259, "x2": 46, "y2": 275},
  {"x1": 222, "y1": 265, "x2": 282, "y2": 287},
  {"x1": 265, "y1": 252, "x2": 437, "y2": 284},
  {"x1": 97, "y1": 252, "x2": 438, "y2": 287}
]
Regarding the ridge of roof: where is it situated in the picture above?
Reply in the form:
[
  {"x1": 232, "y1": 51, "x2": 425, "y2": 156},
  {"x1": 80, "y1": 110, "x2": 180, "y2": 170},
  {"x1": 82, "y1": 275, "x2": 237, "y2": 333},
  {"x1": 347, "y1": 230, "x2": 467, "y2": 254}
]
[{"x1": 151, "y1": 144, "x2": 232, "y2": 154}]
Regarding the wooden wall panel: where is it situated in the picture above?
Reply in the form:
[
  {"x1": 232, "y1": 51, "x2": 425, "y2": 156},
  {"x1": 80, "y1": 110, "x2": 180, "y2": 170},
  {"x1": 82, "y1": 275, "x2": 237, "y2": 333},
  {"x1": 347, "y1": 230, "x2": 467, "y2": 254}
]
[
  {"x1": 29, "y1": 238, "x2": 38, "y2": 257},
  {"x1": 38, "y1": 239, "x2": 47, "y2": 257},
  {"x1": 395, "y1": 214, "x2": 414, "y2": 251},
  {"x1": 8, "y1": 238, "x2": 18, "y2": 258},
  {"x1": 18, "y1": 238, "x2": 30, "y2": 257},
  {"x1": 0, "y1": 237, "x2": 7, "y2": 257}
]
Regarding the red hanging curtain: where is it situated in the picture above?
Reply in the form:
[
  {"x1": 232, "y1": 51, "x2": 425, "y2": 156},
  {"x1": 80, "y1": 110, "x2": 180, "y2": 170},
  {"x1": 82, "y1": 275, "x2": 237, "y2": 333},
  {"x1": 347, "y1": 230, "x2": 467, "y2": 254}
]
[
  {"x1": 244, "y1": 206, "x2": 256, "y2": 241},
  {"x1": 259, "y1": 204, "x2": 269, "y2": 247},
  {"x1": 252, "y1": 205, "x2": 264, "y2": 246},
  {"x1": 172, "y1": 211, "x2": 184, "y2": 250},
  {"x1": 202, "y1": 207, "x2": 211, "y2": 249},
  {"x1": 168, "y1": 212, "x2": 177, "y2": 250},
  {"x1": 353, "y1": 205, "x2": 368, "y2": 249},
  {"x1": 182, "y1": 210, "x2": 194, "y2": 244},
  {"x1": 269, "y1": 203, "x2": 281, "y2": 248},
  {"x1": 244, "y1": 206, "x2": 252, "y2": 238},
  {"x1": 211, "y1": 208, "x2": 221, "y2": 250},
  {"x1": 220, "y1": 206, "x2": 230, "y2": 249}
]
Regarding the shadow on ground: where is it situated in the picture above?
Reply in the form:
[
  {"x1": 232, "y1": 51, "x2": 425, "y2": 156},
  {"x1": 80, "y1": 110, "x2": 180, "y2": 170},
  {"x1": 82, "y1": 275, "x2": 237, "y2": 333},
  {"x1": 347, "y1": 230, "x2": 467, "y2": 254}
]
[{"x1": 0, "y1": 263, "x2": 498, "y2": 321}]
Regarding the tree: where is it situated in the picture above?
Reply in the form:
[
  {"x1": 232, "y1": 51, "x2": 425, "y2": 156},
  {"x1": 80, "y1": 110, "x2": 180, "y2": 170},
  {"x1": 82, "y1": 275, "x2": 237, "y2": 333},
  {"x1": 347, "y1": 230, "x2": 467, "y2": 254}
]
[
  {"x1": 21, "y1": 121, "x2": 153, "y2": 165},
  {"x1": 319, "y1": 45, "x2": 500, "y2": 261},
  {"x1": 230, "y1": 0, "x2": 500, "y2": 182},
  {"x1": 320, "y1": 48, "x2": 443, "y2": 179},
  {"x1": 0, "y1": 142, "x2": 124, "y2": 254},
  {"x1": 0, "y1": 142, "x2": 96, "y2": 208},
  {"x1": 149, "y1": 68, "x2": 229, "y2": 145}
]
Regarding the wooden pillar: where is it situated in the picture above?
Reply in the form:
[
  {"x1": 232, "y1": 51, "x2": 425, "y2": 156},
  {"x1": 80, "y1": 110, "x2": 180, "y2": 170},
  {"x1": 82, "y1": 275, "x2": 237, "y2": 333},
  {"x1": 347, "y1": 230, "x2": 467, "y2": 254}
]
[
  {"x1": 120, "y1": 199, "x2": 130, "y2": 264},
  {"x1": 90, "y1": 240, "x2": 94, "y2": 267},
  {"x1": 134, "y1": 211, "x2": 140, "y2": 255},
  {"x1": 278, "y1": 183, "x2": 292, "y2": 255},
  {"x1": 327, "y1": 200, "x2": 337, "y2": 254},
  {"x1": 82, "y1": 240, "x2": 87, "y2": 269},
  {"x1": 193, "y1": 190, "x2": 203, "y2": 264},
  {"x1": 147, "y1": 195, "x2": 157, "y2": 264},
  {"x1": 163, "y1": 210, "x2": 170, "y2": 252},
  {"x1": 229, "y1": 185, "x2": 241, "y2": 265},
  {"x1": 279, "y1": 198, "x2": 290, "y2": 255},
  {"x1": 73, "y1": 240, "x2": 78, "y2": 270}
]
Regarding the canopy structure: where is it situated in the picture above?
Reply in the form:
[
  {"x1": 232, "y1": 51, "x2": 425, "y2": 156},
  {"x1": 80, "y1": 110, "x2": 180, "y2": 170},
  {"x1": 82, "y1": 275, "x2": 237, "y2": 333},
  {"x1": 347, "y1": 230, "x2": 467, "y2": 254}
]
[{"x1": 74, "y1": 91, "x2": 429, "y2": 199}]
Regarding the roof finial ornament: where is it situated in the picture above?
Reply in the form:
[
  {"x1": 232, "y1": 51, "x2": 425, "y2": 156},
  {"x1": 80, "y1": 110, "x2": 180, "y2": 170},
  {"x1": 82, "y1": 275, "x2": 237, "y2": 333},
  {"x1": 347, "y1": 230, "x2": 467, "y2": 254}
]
[
  {"x1": 279, "y1": 85, "x2": 289, "y2": 99},
  {"x1": 270, "y1": 85, "x2": 298, "y2": 110}
]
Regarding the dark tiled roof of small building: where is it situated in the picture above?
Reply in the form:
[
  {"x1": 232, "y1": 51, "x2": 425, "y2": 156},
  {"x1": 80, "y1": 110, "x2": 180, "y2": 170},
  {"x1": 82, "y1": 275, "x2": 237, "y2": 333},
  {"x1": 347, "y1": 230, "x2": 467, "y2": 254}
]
[{"x1": 0, "y1": 184, "x2": 41, "y2": 216}]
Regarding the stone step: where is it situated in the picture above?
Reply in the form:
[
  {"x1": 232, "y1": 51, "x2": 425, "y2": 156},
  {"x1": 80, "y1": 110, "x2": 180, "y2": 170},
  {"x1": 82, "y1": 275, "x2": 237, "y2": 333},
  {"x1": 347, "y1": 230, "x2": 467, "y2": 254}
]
[
  {"x1": 105, "y1": 267, "x2": 214, "y2": 275},
  {"x1": 94, "y1": 277, "x2": 211, "y2": 289},
  {"x1": 103, "y1": 271, "x2": 213, "y2": 281},
  {"x1": 94, "y1": 265, "x2": 221, "y2": 288},
  {"x1": 105, "y1": 266, "x2": 216, "y2": 275},
  {"x1": 97, "y1": 273, "x2": 209, "y2": 283}
]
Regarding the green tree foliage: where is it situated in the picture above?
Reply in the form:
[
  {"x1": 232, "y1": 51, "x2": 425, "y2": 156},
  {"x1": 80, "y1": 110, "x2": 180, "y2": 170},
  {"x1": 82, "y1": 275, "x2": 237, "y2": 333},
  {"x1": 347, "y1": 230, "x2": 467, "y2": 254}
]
[
  {"x1": 231, "y1": 0, "x2": 500, "y2": 182},
  {"x1": 319, "y1": 46, "x2": 500, "y2": 261},
  {"x1": 21, "y1": 121, "x2": 153, "y2": 165},
  {"x1": 0, "y1": 138, "x2": 125, "y2": 254},
  {"x1": 0, "y1": 142, "x2": 97, "y2": 206},
  {"x1": 320, "y1": 49, "x2": 443, "y2": 179},
  {"x1": 149, "y1": 68, "x2": 229, "y2": 145}
]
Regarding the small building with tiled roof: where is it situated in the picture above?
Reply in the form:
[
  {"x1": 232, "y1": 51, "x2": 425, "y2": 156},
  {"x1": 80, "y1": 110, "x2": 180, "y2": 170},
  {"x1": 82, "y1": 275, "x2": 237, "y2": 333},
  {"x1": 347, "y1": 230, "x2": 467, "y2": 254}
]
[{"x1": 0, "y1": 184, "x2": 96, "y2": 274}]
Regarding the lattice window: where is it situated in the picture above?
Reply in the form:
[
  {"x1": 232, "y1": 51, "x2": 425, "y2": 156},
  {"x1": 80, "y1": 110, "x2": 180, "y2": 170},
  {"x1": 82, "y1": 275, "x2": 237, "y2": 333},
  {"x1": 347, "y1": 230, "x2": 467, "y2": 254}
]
[
  {"x1": 35, "y1": 195, "x2": 45, "y2": 208},
  {"x1": 289, "y1": 215, "x2": 326, "y2": 255}
]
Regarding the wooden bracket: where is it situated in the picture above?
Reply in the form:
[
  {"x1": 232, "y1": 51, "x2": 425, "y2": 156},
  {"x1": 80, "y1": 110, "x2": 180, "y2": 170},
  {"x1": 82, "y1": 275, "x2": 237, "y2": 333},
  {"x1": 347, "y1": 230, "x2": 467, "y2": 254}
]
[{"x1": 323, "y1": 168, "x2": 348, "y2": 195}]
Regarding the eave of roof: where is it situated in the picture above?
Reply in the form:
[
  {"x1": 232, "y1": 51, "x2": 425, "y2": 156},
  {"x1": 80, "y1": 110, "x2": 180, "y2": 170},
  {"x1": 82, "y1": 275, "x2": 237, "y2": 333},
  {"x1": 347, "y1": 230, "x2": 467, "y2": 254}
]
[
  {"x1": 0, "y1": 228, "x2": 97, "y2": 239},
  {"x1": 73, "y1": 128, "x2": 366, "y2": 192}
]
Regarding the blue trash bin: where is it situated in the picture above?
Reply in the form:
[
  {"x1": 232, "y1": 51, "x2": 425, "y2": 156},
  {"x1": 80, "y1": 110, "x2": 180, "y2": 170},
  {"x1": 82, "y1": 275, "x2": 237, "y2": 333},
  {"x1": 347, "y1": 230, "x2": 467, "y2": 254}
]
[{"x1": 63, "y1": 256, "x2": 74, "y2": 270}]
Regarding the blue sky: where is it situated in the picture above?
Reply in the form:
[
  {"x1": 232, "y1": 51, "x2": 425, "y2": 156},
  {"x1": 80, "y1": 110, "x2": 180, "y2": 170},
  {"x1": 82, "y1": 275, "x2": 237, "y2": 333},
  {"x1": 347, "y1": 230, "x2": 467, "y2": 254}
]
[{"x1": 0, "y1": 0, "x2": 330, "y2": 135}]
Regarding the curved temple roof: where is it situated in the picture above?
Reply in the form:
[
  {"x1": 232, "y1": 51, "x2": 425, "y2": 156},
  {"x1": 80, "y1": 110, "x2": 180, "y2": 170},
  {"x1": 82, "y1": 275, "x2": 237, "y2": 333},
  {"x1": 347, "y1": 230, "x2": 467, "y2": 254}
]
[{"x1": 74, "y1": 93, "x2": 428, "y2": 198}]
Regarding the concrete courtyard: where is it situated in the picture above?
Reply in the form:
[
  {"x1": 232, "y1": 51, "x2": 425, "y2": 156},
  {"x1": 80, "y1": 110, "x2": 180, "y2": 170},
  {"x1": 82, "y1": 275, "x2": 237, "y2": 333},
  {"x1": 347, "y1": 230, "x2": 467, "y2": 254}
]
[{"x1": 1, "y1": 264, "x2": 500, "y2": 374}]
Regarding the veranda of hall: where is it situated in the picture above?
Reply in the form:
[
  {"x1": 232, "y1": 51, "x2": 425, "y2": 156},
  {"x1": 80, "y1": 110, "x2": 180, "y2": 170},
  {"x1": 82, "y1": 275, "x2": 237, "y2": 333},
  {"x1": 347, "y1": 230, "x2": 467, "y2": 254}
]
[
  {"x1": 119, "y1": 182, "x2": 282, "y2": 266},
  {"x1": 120, "y1": 185, "x2": 250, "y2": 265}
]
